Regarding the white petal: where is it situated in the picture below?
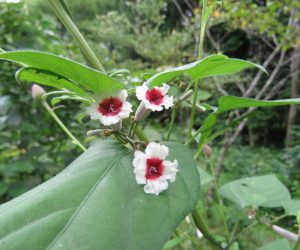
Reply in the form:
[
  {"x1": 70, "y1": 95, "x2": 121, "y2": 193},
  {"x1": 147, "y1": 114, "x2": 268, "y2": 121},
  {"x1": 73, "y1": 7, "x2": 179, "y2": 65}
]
[
  {"x1": 144, "y1": 178, "x2": 168, "y2": 195},
  {"x1": 99, "y1": 114, "x2": 120, "y2": 126},
  {"x1": 119, "y1": 101, "x2": 132, "y2": 118},
  {"x1": 133, "y1": 151, "x2": 147, "y2": 184},
  {"x1": 145, "y1": 142, "x2": 169, "y2": 159},
  {"x1": 143, "y1": 101, "x2": 163, "y2": 112},
  {"x1": 136, "y1": 84, "x2": 148, "y2": 101},
  {"x1": 86, "y1": 102, "x2": 101, "y2": 120},
  {"x1": 163, "y1": 95, "x2": 173, "y2": 109},
  {"x1": 133, "y1": 151, "x2": 147, "y2": 170},
  {"x1": 161, "y1": 84, "x2": 170, "y2": 95},
  {"x1": 163, "y1": 160, "x2": 178, "y2": 182},
  {"x1": 134, "y1": 102, "x2": 151, "y2": 121},
  {"x1": 118, "y1": 89, "x2": 128, "y2": 101}
]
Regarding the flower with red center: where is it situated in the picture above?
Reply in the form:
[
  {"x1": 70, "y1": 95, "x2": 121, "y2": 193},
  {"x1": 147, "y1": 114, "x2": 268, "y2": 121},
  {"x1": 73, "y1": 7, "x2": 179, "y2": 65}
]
[
  {"x1": 86, "y1": 90, "x2": 132, "y2": 126},
  {"x1": 134, "y1": 83, "x2": 174, "y2": 121},
  {"x1": 132, "y1": 142, "x2": 178, "y2": 195}
]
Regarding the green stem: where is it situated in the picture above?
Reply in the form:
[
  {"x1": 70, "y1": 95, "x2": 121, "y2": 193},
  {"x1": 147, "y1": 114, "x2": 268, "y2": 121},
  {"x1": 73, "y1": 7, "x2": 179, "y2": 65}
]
[
  {"x1": 227, "y1": 221, "x2": 259, "y2": 247},
  {"x1": 188, "y1": 81, "x2": 199, "y2": 138},
  {"x1": 0, "y1": 48, "x2": 5, "y2": 53},
  {"x1": 209, "y1": 159, "x2": 230, "y2": 240},
  {"x1": 167, "y1": 107, "x2": 177, "y2": 140},
  {"x1": 185, "y1": 127, "x2": 201, "y2": 146},
  {"x1": 192, "y1": 208, "x2": 223, "y2": 249},
  {"x1": 194, "y1": 143, "x2": 204, "y2": 160},
  {"x1": 41, "y1": 98, "x2": 86, "y2": 152},
  {"x1": 48, "y1": 0, "x2": 105, "y2": 73},
  {"x1": 134, "y1": 124, "x2": 149, "y2": 143}
]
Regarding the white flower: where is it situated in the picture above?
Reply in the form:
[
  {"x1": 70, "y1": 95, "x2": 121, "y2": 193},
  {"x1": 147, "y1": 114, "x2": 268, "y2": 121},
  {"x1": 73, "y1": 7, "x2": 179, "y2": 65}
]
[
  {"x1": 86, "y1": 89, "x2": 132, "y2": 126},
  {"x1": 132, "y1": 142, "x2": 178, "y2": 195},
  {"x1": 136, "y1": 83, "x2": 173, "y2": 111}
]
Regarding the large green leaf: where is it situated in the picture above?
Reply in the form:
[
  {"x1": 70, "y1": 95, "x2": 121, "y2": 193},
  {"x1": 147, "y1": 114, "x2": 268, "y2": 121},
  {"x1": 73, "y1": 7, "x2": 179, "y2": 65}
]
[
  {"x1": 0, "y1": 140, "x2": 200, "y2": 250},
  {"x1": 220, "y1": 175, "x2": 290, "y2": 209},
  {"x1": 16, "y1": 67, "x2": 92, "y2": 100},
  {"x1": 0, "y1": 51, "x2": 125, "y2": 93},
  {"x1": 148, "y1": 54, "x2": 266, "y2": 87},
  {"x1": 257, "y1": 239, "x2": 291, "y2": 250},
  {"x1": 283, "y1": 199, "x2": 300, "y2": 216}
]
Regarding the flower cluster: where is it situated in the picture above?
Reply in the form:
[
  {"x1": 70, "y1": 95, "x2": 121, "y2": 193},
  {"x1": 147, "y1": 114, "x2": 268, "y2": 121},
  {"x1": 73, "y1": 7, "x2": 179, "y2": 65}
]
[
  {"x1": 133, "y1": 142, "x2": 178, "y2": 195},
  {"x1": 86, "y1": 82, "x2": 178, "y2": 195},
  {"x1": 86, "y1": 82, "x2": 174, "y2": 127}
]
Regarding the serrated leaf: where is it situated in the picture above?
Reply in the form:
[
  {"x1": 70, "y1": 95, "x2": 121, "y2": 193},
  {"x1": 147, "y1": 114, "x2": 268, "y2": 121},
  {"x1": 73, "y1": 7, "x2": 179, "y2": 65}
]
[
  {"x1": 257, "y1": 239, "x2": 291, "y2": 250},
  {"x1": 0, "y1": 140, "x2": 200, "y2": 250},
  {"x1": 147, "y1": 55, "x2": 266, "y2": 87},
  {"x1": 220, "y1": 175, "x2": 290, "y2": 209},
  {"x1": 0, "y1": 51, "x2": 125, "y2": 93}
]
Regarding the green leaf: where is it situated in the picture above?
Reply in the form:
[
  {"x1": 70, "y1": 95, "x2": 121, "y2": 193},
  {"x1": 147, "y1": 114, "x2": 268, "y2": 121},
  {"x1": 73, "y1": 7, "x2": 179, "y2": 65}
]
[
  {"x1": 216, "y1": 96, "x2": 300, "y2": 113},
  {"x1": 148, "y1": 55, "x2": 266, "y2": 87},
  {"x1": 257, "y1": 239, "x2": 292, "y2": 250},
  {"x1": 0, "y1": 140, "x2": 200, "y2": 250},
  {"x1": 16, "y1": 67, "x2": 92, "y2": 100},
  {"x1": 283, "y1": 199, "x2": 300, "y2": 216},
  {"x1": 163, "y1": 236, "x2": 185, "y2": 249},
  {"x1": 199, "y1": 96, "x2": 300, "y2": 145},
  {"x1": 198, "y1": 168, "x2": 213, "y2": 186},
  {"x1": 220, "y1": 175, "x2": 290, "y2": 209},
  {"x1": 0, "y1": 51, "x2": 125, "y2": 92},
  {"x1": 50, "y1": 95, "x2": 90, "y2": 106}
]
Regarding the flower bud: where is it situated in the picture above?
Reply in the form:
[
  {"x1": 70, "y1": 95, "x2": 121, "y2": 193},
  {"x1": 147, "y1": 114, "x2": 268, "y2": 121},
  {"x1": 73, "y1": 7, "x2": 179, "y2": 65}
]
[
  {"x1": 203, "y1": 144, "x2": 212, "y2": 157},
  {"x1": 31, "y1": 84, "x2": 45, "y2": 99}
]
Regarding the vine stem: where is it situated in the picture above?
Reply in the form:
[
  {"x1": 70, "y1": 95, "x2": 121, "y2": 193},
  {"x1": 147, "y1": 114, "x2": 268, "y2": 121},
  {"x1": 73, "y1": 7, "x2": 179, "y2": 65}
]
[
  {"x1": 192, "y1": 208, "x2": 223, "y2": 249},
  {"x1": 187, "y1": 0, "x2": 207, "y2": 138},
  {"x1": 41, "y1": 97, "x2": 87, "y2": 152},
  {"x1": 48, "y1": 0, "x2": 106, "y2": 73},
  {"x1": 167, "y1": 107, "x2": 177, "y2": 140}
]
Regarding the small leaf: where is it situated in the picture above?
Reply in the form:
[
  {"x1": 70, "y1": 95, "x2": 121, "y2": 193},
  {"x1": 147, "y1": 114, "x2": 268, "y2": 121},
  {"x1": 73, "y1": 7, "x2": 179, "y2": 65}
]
[
  {"x1": 0, "y1": 51, "x2": 125, "y2": 93},
  {"x1": 0, "y1": 140, "x2": 200, "y2": 250},
  {"x1": 220, "y1": 175, "x2": 290, "y2": 209},
  {"x1": 147, "y1": 55, "x2": 266, "y2": 87},
  {"x1": 257, "y1": 239, "x2": 292, "y2": 250},
  {"x1": 199, "y1": 96, "x2": 300, "y2": 145},
  {"x1": 216, "y1": 96, "x2": 300, "y2": 113}
]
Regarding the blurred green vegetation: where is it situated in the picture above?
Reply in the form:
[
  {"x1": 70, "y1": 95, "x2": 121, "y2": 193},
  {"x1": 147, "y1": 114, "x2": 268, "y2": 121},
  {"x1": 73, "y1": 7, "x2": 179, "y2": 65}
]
[{"x1": 0, "y1": 0, "x2": 299, "y2": 249}]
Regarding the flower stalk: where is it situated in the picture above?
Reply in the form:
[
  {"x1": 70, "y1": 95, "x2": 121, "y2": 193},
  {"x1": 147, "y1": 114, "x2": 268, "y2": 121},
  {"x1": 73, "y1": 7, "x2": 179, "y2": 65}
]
[{"x1": 41, "y1": 97, "x2": 86, "y2": 152}]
